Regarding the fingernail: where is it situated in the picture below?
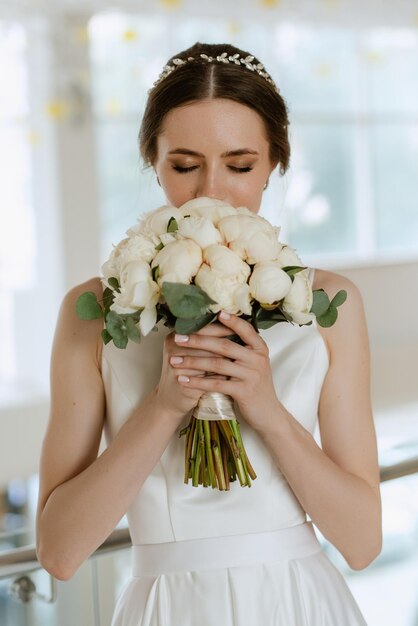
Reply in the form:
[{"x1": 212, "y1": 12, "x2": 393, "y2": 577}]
[
  {"x1": 170, "y1": 356, "x2": 183, "y2": 364},
  {"x1": 178, "y1": 375, "x2": 189, "y2": 383},
  {"x1": 174, "y1": 334, "x2": 189, "y2": 343},
  {"x1": 219, "y1": 311, "x2": 230, "y2": 320}
]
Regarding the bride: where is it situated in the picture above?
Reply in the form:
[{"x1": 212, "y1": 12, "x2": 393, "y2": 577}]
[{"x1": 36, "y1": 42, "x2": 381, "y2": 625}]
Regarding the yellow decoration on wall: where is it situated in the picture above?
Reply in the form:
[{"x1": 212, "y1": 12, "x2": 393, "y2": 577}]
[
  {"x1": 27, "y1": 131, "x2": 41, "y2": 145},
  {"x1": 159, "y1": 0, "x2": 183, "y2": 8},
  {"x1": 123, "y1": 29, "x2": 138, "y2": 42},
  {"x1": 315, "y1": 63, "x2": 333, "y2": 78},
  {"x1": 227, "y1": 21, "x2": 242, "y2": 35},
  {"x1": 259, "y1": 0, "x2": 281, "y2": 7},
  {"x1": 364, "y1": 50, "x2": 385, "y2": 65},
  {"x1": 45, "y1": 100, "x2": 69, "y2": 120},
  {"x1": 105, "y1": 99, "x2": 122, "y2": 115},
  {"x1": 74, "y1": 25, "x2": 89, "y2": 45}
]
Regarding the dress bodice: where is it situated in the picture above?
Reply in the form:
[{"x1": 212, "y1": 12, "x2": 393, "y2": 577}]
[{"x1": 102, "y1": 271, "x2": 329, "y2": 545}]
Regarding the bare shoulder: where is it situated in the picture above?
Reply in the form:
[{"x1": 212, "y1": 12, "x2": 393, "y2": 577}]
[
  {"x1": 311, "y1": 268, "x2": 368, "y2": 361},
  {"x1": 56, "y1": 277, "x2": 104, "y2": 369}
]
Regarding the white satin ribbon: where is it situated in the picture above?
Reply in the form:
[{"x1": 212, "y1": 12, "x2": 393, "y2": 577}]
[
  {"x1": 131, "y1": 522, "x2": 321, "y2": 577},
  {"x1": 193, "y1": 391, "x2": 236, "y2": 421}
]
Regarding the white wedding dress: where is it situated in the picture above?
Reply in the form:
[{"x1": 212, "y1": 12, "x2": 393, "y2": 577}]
[{"x1": 103, "y1": 268, "x2": 367, "y2": 625}]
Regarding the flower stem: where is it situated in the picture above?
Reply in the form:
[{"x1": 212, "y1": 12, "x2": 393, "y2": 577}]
[{"x1": 210, "y1": 421, "x2": 227, "y2": 490}]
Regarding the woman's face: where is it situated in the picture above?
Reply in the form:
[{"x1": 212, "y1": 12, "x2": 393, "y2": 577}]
[{"x1": 153, "y1": 98, "x2": 276, "y2": 213}]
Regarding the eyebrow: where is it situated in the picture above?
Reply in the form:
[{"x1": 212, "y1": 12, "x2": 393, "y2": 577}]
[{"x1": 167, "y1": 148, "x2": 259, "y2": 158}]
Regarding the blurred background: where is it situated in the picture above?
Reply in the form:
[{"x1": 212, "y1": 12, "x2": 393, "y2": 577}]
[{"x1": 0, "y1": 0, "x2": 418, "y2": 624}]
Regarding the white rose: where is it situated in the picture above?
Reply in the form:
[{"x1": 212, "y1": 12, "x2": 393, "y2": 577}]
[
  {"x1": 249, "y1": 261, "x2": 292, "y2": 305},
  {"x1": 129, "y1": 205, "x2": 183, "y2": 244},
  {"x1": 275, "y1": 245, "x2": 304, "y2": 269},
  {"x1": 218, "y1": 214, "x2": 282, "y2": 264},
  {"x1": 179, "y1": 197, "x2": 237, "y2": 226},
  {"x1": 203, "y1": 244, "x2": 251, "y2": 281},
  {"x1": 195, "y1": 265, "x2": 252, "y2": 315},
  {"x1": 101, "y1": 234, "x2": 157, "y2": 286},
  {"x1": 152, "y1": 239, "x2": 202, "y2": 286},
  {"x1": 282, "y1": 272, "x2": 315, "y2": 325},
  {"x1": 177, "y1": 215, "x2": 223, "y2": 249}
]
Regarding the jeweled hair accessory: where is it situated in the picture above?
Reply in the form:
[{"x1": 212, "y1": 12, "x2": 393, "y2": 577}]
[{"x1": 149, "y1": 52, "x2": 280, "y2": 94}]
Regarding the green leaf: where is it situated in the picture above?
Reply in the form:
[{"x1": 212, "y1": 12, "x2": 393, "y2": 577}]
[
  {"x1": 101, "y1": 329, "x2": 112, "y2": 344},
  {"x1": 282, "y1": 265, "x2": 307, "y2": 278},
  {"x1": 167, "y1": 217, "x2": 178, "y2": 233},
  {"x1": 108, "y1": 277, "x2": 120, "y2": 292},
  {"x1": 105, "y1": 311, "x2": 128, "y2": 349},
  {"x1": 126, "y1": 316, "x2": 141, "y2": 343},
  {"x1": 316, "y1": 305, "x2": 338, "y2": 328},
  {"x1": 102, "y1": 287, "x2": 114, "y2": 317},
  {"x1": 155, "y1": 241, "x2": 164, "y2": 251},
  {"x1": 174, "y1": 311, "x2": 217, "y2": 334},
  {"x1": 76, "y1": 292, "x2": 103, "y2": 320},
  {"x1": 310, "y1": 289, "x2": 330, "y2": 317},
  {"x1": 162, "y1": 282, "x2": 216, "y2": 319},
  {"x1": 330, "y1": 289, "x2": 347, "y2": 308}
]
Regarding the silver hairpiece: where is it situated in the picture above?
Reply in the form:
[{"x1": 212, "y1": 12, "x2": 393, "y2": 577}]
[{"x1": 149, "y1": 52, "x2": 279, "y2": 94}]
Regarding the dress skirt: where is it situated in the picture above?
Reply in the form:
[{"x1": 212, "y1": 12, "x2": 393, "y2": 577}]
[{"x1": 110, "y1": 522, "x2": 367, "y2": 626}]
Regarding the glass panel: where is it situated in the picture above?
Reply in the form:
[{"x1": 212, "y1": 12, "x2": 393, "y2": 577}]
[
  {"x1": 371, "y1": 122, "x2": 418, "y2": 253},
  {"x1": 284, "y1": 122, "x2": 357, "y2": 255},
  {"x1": 364, "y1": 28, "x2": 418, "y2": 115},
  {"x1": 273, "y1": 25, "x2": 360, "y2": 115}
]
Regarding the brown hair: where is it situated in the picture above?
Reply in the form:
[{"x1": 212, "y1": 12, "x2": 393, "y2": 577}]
[{"x1": 139, "y1": 42, "x2": 291, "y2": 176}]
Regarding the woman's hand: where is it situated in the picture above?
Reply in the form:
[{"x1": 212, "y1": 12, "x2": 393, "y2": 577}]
[
  {"x1": 170, "y1": 311, "x2": 280, "y2": 431},
  {"x1": 155, "y1": 320, "x2": 232, "y2": 422}
]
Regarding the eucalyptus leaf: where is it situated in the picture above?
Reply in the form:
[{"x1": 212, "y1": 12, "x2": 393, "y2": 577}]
[
  {"x1": 330, "y1": 289, "x2": 347, "y2": 308},
  {"x1": 282, "y1": 265, "x2": 307, "y2": 278},
  {"x1": 316, "y1": 305, "x2": 338, "y2": 328},
  {"x1": 108, "y1": 277, "x2": 120, "y2": 292},
  {"x1": 101, "y1": 329, "x2": 112, "y2": 345},
  {"x1": 102, "y1": 287, "x2": 114, "y2": 317},
  {"x1": 162, "y1": 282, "x2": 216, "y2": 319},
  {"x1": 126, "y1": 317, "x2": 141, "y2": 343},
  {"x1": 167, "y1": 217, "x2": 178, "y2": 233},
  {"x1": 155, "y1": 242, "x2": 164, "y2": 251},
  {"x1": 175, "y1": 311, "x2": 217, "y2": 334},
  {"x1": 310, "y1": 289, "x2": 330, "y2": 317},
  {"x1": 76, "y1": 292, "x2": 103, "y2": 320},
  {"x1": 106, "y1": 311, "x2": 128, "y2": 348}
]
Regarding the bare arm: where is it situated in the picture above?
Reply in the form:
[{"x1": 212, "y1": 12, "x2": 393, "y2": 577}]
[
  {"x1": 255, "y1": 271, "x2": 382, "y2": 569},
  {"x1": 36, "y1": 279, "x2": 183, "y2": 580},
  {"x1": 36, "y1": 278, "x2": 230, "y2": 580}
]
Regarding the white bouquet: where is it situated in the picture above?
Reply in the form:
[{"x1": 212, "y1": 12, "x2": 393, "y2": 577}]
[{"x1": 76, "y1": 197, "x2": 346, "y2": 491}]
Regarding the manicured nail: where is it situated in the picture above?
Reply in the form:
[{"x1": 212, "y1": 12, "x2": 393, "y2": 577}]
[
  {"x1": 174, "y1": 334, "x2": 189, "y2": 343},
  {"x1": 170, "y1": 356, "x2": 183, "y2": 364},
  {"x1": 219, "y1": 311, "x2": 230, "y2": 320},
  {"x1": 178, "y1": 375, "x2": 190, "y2": 383}
]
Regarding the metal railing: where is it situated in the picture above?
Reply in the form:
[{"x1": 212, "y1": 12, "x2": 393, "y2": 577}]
[{"x1": 1, "y1": 456, "x2": 417, "y2": 599}]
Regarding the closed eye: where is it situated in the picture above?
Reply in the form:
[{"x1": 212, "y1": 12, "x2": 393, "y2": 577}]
[{"x1": 172, "y1": 165, "x2": 253, "y2": 174}]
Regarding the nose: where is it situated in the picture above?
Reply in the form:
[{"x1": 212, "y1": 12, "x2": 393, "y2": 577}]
[{"x1": 195, "y1": 169, "x2": 226, "y2": 201}]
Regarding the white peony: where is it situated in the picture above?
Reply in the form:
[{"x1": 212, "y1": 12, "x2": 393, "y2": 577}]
[
  {"x1": 177, "y1": 215, "x2": 223, "y2": 249},
  {"x1": 101, "y1": 234, "x2": 156, "y2": 286},
  {"x1": 194, "y1": 245, "x2": 252, "y2": 315},
  {"x1": 195, "y1": 265, "x2": 252, "y2": 315},
  {"x1": 282, "y1": 271, "x2": 315, "y2": 325},
  {"x1": 249, "y1": 261, "x2": 292, "y2": 305},
  {"x1": 128, "y1": 205, "x2": 183, "y2": 245},
  {"x1": 218, "y1": 214, "x2": 282, "y2": 264},
  {"x1": 275, "y1": 245, "x2": 304, "y2": 269},
  {"x1": 202, "y1": 244, "x2": 251, "y2": 280},
  {"x1": 152, "y1": 239, "x2": 202, "y2": 286},
  {"x1": 179, "y1": 197, "x2": 237, "y2": 226}
]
